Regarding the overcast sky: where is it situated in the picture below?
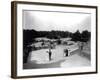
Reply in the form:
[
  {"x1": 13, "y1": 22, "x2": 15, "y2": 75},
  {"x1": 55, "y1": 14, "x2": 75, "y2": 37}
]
[{"x1": 23, "y1": 10, "x2": 91, "y2": 33}]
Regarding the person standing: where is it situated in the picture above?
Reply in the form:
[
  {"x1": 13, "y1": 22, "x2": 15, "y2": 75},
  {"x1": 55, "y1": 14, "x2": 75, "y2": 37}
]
[
  {"x1": 80, "y1": 42, "x2": 84, "y2": 50},
  {"x1": 78, "y1": 42, "x2": 84, "y2": 54},
  {"x1": 64, "y1": 48, "x2": 69, "y2": 57},
  {"x1": 46, "y1": 48, "x2": 52, "y2": 61},
  {"x1": 48, "y1": 48, "x2": 52, "y2": 61},
  {"x1": 46, "y1": 42, "x2": 52, "y2": 61}
]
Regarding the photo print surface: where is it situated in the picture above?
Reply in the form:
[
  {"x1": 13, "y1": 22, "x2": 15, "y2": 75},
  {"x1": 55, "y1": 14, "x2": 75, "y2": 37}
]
[{"x1": 23, "y1": 10, "x2": 91, "y2": 69}]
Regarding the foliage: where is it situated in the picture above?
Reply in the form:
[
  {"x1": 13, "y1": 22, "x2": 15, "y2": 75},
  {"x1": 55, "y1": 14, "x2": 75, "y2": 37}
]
[
  {"x1": 71, "y1": 30, "x2": 81, "y2": 41},
  {"x1": 81, "y1": 30, "x2": 91, "y2": 42},
  {"x1": 71, "y1": 30, "x2": 91, "y2": 42},
  {"x1": 23, "y1": 29, "x2": 91, "y2": 46}
]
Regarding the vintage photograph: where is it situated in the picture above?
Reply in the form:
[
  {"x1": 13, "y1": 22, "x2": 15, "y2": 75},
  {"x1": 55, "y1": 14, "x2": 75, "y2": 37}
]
[
  {"x1": 11, "y1": 1, "x2": 97, "y2": 78},
  {"x1": 23, "y1": 10, "x2": 91, "y2": 69}
]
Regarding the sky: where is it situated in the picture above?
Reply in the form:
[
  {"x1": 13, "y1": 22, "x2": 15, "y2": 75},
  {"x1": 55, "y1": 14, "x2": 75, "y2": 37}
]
[{"x1": 23, "y1": 10, "x2": 91, "y2": 33}]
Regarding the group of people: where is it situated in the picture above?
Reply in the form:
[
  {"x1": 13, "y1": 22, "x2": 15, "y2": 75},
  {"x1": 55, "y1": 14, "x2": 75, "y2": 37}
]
[
  {"x1": 46, "y1": 48, "x2": 69, "y2": 61},
  {"x1": 47, "y1": 48, "x2": 69, "y2": 61},
  {"x1": 46, "y1": 42, "x2": 84, "y2": 61}
]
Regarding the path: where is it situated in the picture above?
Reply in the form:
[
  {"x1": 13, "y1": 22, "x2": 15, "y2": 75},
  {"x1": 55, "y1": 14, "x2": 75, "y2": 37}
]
[{"x1": 23, "y1": 45, "x2": 91, "y2": 69}]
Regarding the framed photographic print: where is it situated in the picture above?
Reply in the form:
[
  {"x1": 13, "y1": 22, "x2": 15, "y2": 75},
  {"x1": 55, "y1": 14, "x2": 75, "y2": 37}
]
[{"x1": 11, "y1": 1, "x2": 98, "y2": 78}]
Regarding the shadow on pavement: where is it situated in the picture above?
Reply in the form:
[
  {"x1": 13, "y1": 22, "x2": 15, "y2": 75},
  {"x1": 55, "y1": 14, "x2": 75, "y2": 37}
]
[{"x1": 23, "y1": 59, "x2": 65, "y2": 69}]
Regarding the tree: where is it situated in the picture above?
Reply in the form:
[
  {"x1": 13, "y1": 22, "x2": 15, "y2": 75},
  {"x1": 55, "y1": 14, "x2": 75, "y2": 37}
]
[
  {"x1": 81, "y1": 30, "x2": 91, "y2": 42},
  {"x1": 72, "y1": 30, "x2": 81, "y2": 41}
]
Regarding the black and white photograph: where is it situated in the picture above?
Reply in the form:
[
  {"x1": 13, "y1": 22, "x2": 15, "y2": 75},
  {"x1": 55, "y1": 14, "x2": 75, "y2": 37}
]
[
  {"x1": 23, "y1": 10, "x2": 91, "y2": 69},
  {"x1": 11, "y1": 1, "x2": 97, "y2": 78}
]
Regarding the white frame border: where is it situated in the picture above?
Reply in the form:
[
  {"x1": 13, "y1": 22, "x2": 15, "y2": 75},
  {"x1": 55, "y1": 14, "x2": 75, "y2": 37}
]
[{"x1": 16, "y1": 3, "x2": 97, "y2": 77}]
